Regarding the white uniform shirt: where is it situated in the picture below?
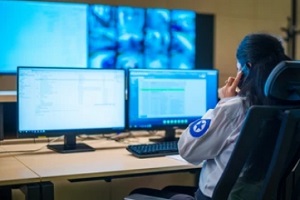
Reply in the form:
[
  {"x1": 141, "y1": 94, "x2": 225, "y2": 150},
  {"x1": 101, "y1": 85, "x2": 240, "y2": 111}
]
[{"x1": 178, "y1": 96, "x2": 249, "y2": 197}]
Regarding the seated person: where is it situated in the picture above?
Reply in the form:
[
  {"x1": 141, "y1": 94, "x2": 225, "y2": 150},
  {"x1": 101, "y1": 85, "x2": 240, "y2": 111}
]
[
  {"x1": 178, "y1": 33, "x2": 291, "y2": 199},
  {"x1": 128, "y1": 32, "x2": 291, "y2": 200}
]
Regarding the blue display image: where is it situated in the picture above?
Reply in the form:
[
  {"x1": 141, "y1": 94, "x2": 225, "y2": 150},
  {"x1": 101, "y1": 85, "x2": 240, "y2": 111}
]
[
  {"x1": 0, "y1": 0, "x2": 198, "y2": 73},
  {"x1": 170, "y1": 10, "x2": 196, "y2": 69},
  {"x1": 144, "y1": 9, "x2": 170, "y2": 69},
  {"x1": 88, "y1": 5, "x2": 117, "y2": 69},
  {"x1": 116, "y1": 53, "x2": 143, "y2": 69},
  {"x1": 116, "y1": 7, "x2": 145, "y2": 69}
]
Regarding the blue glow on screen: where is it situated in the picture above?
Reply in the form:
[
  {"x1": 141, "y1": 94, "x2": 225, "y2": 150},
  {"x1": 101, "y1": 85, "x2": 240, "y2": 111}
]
[
  {"x1": 170, "y1": 10, "x2": 196, "y2": 69},
  {"x1": 88, "y1": 5, "x2": 117, "y2": 69},
  {"x1": 116, "y1": 7, "x2": 145, "y2": 69},
  {"x1": 144, "y1": 9, "x2": 170, "y2": 69}
]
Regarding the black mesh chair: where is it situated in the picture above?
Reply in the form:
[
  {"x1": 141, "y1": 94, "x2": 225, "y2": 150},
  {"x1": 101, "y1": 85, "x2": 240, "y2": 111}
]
[
  {"x1": 125, "y1": 60, "x2": 300, "y2": 200},
  {"x1": 212, "y1": 60, "x2": 300, "y2": 200}
]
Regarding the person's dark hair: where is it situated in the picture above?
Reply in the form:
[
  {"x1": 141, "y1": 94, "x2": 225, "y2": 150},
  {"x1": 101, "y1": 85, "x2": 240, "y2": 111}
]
[{"x1": 236, "y1": 33, "x2": 291, "y2": 106}]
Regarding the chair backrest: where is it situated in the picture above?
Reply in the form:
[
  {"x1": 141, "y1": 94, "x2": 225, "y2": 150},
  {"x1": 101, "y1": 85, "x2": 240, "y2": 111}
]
[
  {"x1": 212, "y1": 60, "x2": 300, "y2": 200},
  {"x1": 261, "y1": 109, "x2": 300, "y2": 200}
]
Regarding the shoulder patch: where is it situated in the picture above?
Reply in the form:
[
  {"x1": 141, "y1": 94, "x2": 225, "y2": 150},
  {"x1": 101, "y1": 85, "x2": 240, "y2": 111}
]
[{"x1": 189, "y1": 119, "x2": 211, "y2": 138}]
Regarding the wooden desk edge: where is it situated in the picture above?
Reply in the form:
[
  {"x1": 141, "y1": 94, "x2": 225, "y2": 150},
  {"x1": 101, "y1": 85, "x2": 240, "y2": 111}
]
[
  {"x1": 38, "y1": 165, "x2": 200, "y2": 182},
  {"x1": 0, "y1": 91, "x2": 17, "y2": 102}
]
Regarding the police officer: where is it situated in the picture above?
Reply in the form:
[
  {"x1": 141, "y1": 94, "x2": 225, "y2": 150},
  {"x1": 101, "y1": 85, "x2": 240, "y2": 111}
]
[{"x1": 178, "y1": 33, "x2": 291, "y2": 200}]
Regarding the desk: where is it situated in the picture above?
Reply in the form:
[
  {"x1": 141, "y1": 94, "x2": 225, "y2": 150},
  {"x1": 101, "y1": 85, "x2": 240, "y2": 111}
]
[
  {"x1": 0, "y1": 154, "x2": 39, "y2": 186},
  {"x1": 0, "y1": 150, "x2": 53, "y2": 200},
  {"x1": 0, "y1": 91, "x2": 17, "y2": 103},
  {"x1": 16, "y1": 148, "x2": 197, "y2": 182},
  {"x1": 0, "y1": 138, "x2": 200, "y2": 200}
]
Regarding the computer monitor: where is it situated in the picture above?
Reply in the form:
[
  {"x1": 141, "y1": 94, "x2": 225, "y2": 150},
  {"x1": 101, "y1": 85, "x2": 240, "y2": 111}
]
[
  {"x1": 127, "y1": 69, "x2": 218, "y2": 142},
  {"x1": 17, "y1": 67, "x2": 125, "y2": 153}
]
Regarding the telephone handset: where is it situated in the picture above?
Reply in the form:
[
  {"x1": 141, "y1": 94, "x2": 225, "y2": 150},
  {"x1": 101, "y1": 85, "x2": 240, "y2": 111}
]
[
  {"x1": 241, "y1": 63, "x2": 250, "y2": 77},
  {"x1": 238, "y1": 63, "x2": 250, "y2": 89}
]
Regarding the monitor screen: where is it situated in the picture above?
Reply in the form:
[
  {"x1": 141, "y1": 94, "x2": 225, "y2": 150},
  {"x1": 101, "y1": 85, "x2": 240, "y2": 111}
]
[
  {"x1": 144, "y1": 8, "x2": 170, "y2": 69},
  {"x1": 116, "y1": 6, "x2": 145, "y2": 69},
  {"x1": 88, "y1": 4, "x2": 117, "y2": 69},
  {"x1": 0, "y1": 0, "x2": 88, "y2": 73},
  {"x1": 170, "y1": 10, "x2": 196, "y2": 69},
  {"x1": 128, "y1": 69, "x2": 218, "y2": 141},
  {"x1": 0, "y1": 0, "x2": 203, "y2": 73},
  {"x1": 17, "y1": 67, "x2": 125, "y2": 153}
]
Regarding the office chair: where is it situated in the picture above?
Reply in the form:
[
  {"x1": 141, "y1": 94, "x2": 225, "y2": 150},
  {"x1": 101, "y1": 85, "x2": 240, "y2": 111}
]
[
  {"x1": 212, "y1": 60, "x2": 300, "y2": 200},
  {"x1": 125, "y1": 60, "x2": 300, "y2": 200}
]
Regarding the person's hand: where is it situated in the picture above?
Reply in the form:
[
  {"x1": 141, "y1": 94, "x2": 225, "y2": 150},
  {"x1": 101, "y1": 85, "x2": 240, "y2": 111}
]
[{"x1": 218, "y1": 71, "x2": 243, "y2": 99}]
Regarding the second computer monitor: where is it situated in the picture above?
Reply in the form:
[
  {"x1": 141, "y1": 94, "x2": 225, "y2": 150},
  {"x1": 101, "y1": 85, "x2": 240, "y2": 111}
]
[
  {"x1": 128, "y1": 69, "x2": 218, "y2": 141},
  {"x1": 17, "y1": 67, "x2": 126, "y2": 153}
]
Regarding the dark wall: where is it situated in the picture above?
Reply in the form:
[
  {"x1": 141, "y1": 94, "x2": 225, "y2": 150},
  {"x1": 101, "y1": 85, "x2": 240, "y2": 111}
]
[
  {"x1": 3, "y1": 103, "x2": 17, "y2": 139},
  {"x1": 195, "y1": 13, "x2": 214, "y2": 69}
]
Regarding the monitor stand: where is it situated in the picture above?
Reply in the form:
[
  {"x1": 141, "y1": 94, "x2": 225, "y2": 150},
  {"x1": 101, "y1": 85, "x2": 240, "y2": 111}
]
[
  {"x1": 149, "y1": 128, "x2": 179, "y2": 143},
  {"x1": 47, "y1": 134, "x2": 95, "y2": 153}
]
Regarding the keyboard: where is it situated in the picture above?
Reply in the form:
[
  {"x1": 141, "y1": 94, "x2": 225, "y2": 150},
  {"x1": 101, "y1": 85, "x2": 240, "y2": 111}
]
[{"x1": 126, "y1": 141, "x2": 179, "y2": 158}]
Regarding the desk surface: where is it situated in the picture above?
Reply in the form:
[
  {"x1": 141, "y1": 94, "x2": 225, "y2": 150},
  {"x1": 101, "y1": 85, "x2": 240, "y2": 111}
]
[
  {"x1": 0, "y1": 91, "x2": 17, "y2": 102},
  {"x1": 0, "y1": 147, "x2": 40, "y2": 186},
  {"x1": 0, "y1": 138, "x2": 198, "y2": 182}
]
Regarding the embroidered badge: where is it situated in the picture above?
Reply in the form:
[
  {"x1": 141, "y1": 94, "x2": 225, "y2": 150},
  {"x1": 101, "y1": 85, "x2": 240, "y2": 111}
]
[{"x1": 190, "y1": 119, "x2": 211, "y2": 138}]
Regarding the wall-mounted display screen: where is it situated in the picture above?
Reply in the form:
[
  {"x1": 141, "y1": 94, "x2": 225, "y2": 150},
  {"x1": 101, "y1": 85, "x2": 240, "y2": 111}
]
[
  {"x1": 88, "y1": 5, "x2": 117, "y2": 69},
  {"x1": 0, "y1": 0, "x2": 210, "y2": 74},
  {"x1": 0, "y1": 1, "x2": 88, "y2": 73},
  {"x1": 170, "y1": 10, "x2": 196, "y2": 69},
  {"x1": 144, "y1": 8, "x2": 171, "y2": 69}
]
